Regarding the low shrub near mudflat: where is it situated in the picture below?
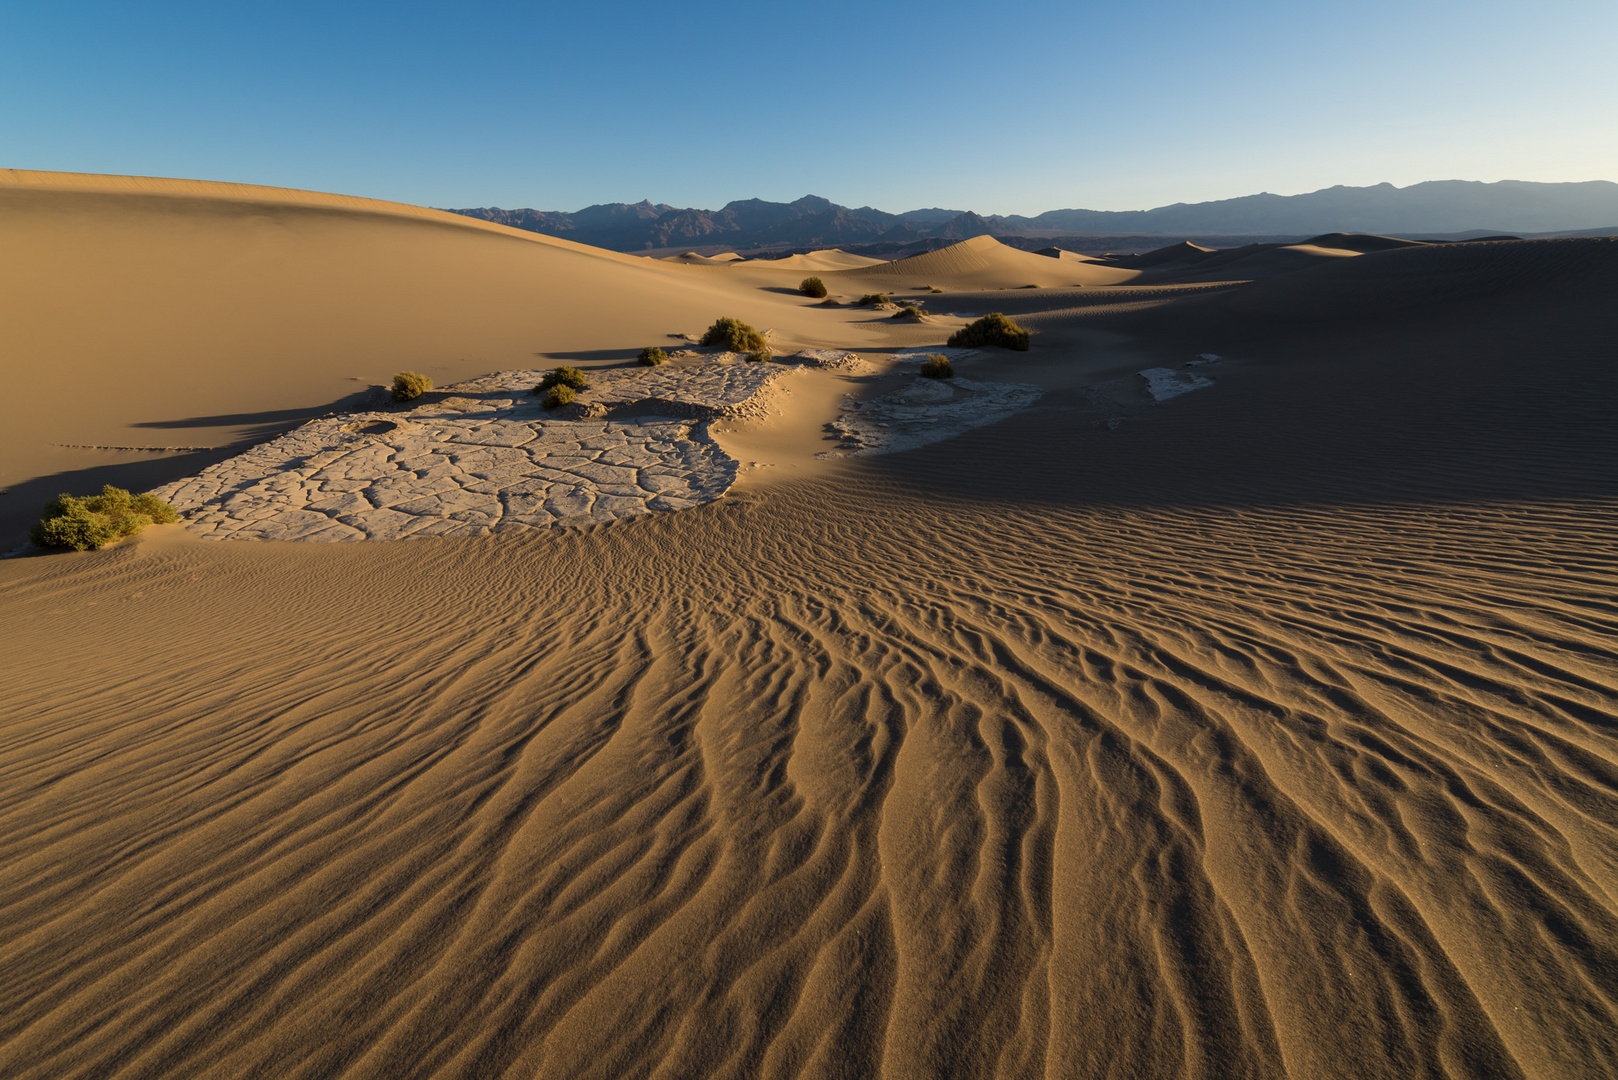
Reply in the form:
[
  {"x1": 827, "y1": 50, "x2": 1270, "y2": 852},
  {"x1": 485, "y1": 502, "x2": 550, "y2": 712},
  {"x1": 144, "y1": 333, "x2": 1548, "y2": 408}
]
[
  {"x1": 542, "y1": 384, "x2": 576, "y2": 409},
  {"x1": 746, "y1": 347, "x2": 774, "y2": 363},
  {"x1": 856, "y1": 293, "x2": 890, "y2": 306},
  {"x1": 32, "y1": 485, "x2": 179, "y2": 551},
  {"x1": 391, "y1": 371, "x2": 433, "y2": 401},
  {"x1": 948, "y1": 312, "x2": 1031, "y2": 351},
  {"x1": 799, "y1": 277, "x2": 828, "y2": 298},
  {"x1": 700, "y1": 317, "x2": 767, "y2": 352},
  {"x1": 893, "y1": 306, "x2": 925, "y2": 319},
  {"x1": 533, "y1": 366, "x2": 588, "y2": 394},
  {"x1": 638, "y1": 347, "x2": 667, "y2": 367},
  {"x1": 919, "y1": 354, "x2": 954, "y2": 379}
]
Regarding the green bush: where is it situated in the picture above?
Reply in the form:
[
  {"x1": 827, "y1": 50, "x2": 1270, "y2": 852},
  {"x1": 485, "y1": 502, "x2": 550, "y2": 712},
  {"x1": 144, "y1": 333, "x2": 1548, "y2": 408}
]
[
  {"x1": 746, "y1": 347, "x2": 774, "y2": 363},
  {"x1": 818, "y1": 297, "x2": 843, "y2": 307},
  {"x1": 391, "y1": 371, "x2": 433, "y2": 402},
  {"x1": 947, "y1": 312, "x2": 1031, "y2": 351},
  {"x1": 638, "y1": 346, "x2": 667, "y2": 367},
  {"x1": 534, "y1": 366, "x2": 588, "y2": 394},
  {"x1": 542, "y1": 384, "x2": 576, "y2": 409},
  {"x1": 32, "y1": 485, "x2": 179, "y2": 551},
  {"x1": 700, "y1": 316, "x2": 767, "y2": 352},
  {"x1": 799, "y1": 276, "x2": 828, "y2": 298},
  {"x1": 919, "y1": 354, "x2": 954, "y2": 379},
  {"x1": 856, "y1": 293, "x2": 890, "y2": 306},
  {"x1": 893, "y1": 305, "x2": 925, "y2": 319}
]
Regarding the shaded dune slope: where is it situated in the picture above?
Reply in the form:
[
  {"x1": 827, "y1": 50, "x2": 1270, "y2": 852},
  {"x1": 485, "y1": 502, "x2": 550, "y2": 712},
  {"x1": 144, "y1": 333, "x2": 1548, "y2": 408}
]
[
  {"x1": 3, "y1": 238, "x2": 1617, "y2": 1079},
  {"x1": 1204, "y1": 235, "x2": 1618, "y2": 321}
]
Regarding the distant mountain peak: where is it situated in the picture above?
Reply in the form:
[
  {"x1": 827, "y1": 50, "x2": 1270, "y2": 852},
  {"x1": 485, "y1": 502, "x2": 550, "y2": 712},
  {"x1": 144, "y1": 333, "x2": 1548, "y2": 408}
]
[{"x1": 442, "y1": 180, "x2": 1618, "y2": 252}]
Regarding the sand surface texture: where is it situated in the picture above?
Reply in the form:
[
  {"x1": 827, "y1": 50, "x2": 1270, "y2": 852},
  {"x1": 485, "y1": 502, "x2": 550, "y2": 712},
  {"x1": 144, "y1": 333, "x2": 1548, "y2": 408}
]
[{"x1": 3, "y1": 174, "x2": 1617, "y2": 1080}]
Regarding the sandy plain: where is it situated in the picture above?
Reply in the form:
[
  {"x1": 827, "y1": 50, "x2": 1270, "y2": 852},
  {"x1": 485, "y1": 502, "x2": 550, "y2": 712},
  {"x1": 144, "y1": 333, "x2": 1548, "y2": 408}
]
[{"x1": 2, "y1": 171, "x2": 1616, "y2": 1079}]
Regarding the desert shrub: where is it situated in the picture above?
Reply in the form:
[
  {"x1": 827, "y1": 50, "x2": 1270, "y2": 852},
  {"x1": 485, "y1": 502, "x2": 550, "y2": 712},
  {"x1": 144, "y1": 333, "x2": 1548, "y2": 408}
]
[
  {"x1": 893, "y1": 305, "x2": 924, "y2": 319},
  {"x1": 391, "y1": 371, "x2": 433, "y2": 402},
  {"x1": 534, "y1": 366, "x2": 588, "y2": 393},
  {"x1": 746, "y1": 347, "x2": 774, "y2": 363},
  {"x1": 700, "y1": 316, "x2": 767, "y2": 352},
  {"x1": 818, "y1": 297, "x2": 843, "y2": 307},
  {"x1": 1021, "y1": 284, "x2": 1041, "y2": 289},
  {"x1": 638, "y1": 346, "x2": 667, "y2": 366},
  {"x1": 856, "y1": 293, "x2": 890, "y2": 306},
  {"x1": 799, "y1": 276, "x2": 828, "y2": 298},
  {"x1": 32, "y1": 485, "x2": 179, "y2": 551},
  {"x1": 930, "y1": 287, "x2": 944, "y2": 293},
  {"x1": 542, "y1": 384, "x2": 576, "y2": 409},
  {"x1": 947, "y1": 312, "x2": 1031, "y2": 351},
  {"x1": 919, "y1": 354, "x2": 954, "y2": 379}
]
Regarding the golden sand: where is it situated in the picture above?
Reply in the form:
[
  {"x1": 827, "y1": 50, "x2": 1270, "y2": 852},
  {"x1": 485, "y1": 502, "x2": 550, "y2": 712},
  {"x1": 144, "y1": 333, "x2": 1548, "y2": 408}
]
[{"x1": 2, "y1": 172, "x2": 1615, "y2": 1078}]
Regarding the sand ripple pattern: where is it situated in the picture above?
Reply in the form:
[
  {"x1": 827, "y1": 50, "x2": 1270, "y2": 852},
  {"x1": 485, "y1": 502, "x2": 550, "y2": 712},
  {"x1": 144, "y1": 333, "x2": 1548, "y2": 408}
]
[{"x1": 3, "y1": 471, "x2": 1615, "y2": 1079}]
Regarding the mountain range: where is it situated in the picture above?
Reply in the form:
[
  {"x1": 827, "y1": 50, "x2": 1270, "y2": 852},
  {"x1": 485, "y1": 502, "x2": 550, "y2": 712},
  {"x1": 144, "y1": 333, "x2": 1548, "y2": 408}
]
[{"x1": 444, "y1": 180, "x2": 1618, "y2": 253}]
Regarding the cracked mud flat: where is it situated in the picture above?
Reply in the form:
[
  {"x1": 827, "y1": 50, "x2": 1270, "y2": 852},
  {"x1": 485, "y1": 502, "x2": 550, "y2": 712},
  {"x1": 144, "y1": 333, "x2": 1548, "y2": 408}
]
[
  {"x1": 1137, "y1": 365, "x2": 1216, "y2": 401},
  {"x1": 152, "y1": 361, "x2": 787, "y2": 541},
  {"x1": 152, "y1": 351, "x2": 1054, "y2": 538},
  {"x1": 824, "y1": 373, "x2": 1045, "y2": 457}
]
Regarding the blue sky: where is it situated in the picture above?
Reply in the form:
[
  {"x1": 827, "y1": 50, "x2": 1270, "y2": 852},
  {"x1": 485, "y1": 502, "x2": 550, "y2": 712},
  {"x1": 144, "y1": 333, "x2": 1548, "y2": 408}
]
[{"x1": 2, "y1": 0, "x2": 1614, "y2": 214}]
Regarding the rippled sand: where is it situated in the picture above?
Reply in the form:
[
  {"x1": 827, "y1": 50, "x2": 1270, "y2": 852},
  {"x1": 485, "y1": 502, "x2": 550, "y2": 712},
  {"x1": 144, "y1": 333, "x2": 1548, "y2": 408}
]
[{"x1": 3, "y1": 176, "x2": 1616, "y2": 1079}]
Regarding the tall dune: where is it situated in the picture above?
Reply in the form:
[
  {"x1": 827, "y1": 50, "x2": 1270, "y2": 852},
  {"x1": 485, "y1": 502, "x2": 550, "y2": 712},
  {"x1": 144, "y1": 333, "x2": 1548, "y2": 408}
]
[
  {"x1": 0, "y1": 171, "x2": 856, "y2": 542},
  {"x1": 745, "y1": 250, "x2": 888, "y2": 272},
  {"x1": 835, "y1": 235, "x2": 1142, "y2": 289}
]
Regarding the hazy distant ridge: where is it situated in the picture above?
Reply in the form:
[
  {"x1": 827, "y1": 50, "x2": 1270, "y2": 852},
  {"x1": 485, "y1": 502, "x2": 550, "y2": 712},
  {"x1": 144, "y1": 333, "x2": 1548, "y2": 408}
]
[{"x1": 447, "y1": 180, "x2": 1618, "y2": 251}]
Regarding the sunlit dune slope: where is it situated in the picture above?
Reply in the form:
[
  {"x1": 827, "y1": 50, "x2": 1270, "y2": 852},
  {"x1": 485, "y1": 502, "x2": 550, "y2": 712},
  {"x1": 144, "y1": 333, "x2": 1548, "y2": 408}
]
[
  {"x1": 0, "y1": 170, "x2": 861, "y2": 541},
  {"x1": 744, "y1": 249, "x2": 887, "y2": 271},
  {"x1": 833, "y1": 234, "x2": 1142, "y2": 288}
]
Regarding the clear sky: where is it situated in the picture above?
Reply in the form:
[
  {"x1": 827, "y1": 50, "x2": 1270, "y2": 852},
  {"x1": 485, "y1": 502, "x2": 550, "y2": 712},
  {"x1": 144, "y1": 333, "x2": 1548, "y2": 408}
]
[{"x1": 3, "y1": 0, "x2": 1615, "y2": 215}]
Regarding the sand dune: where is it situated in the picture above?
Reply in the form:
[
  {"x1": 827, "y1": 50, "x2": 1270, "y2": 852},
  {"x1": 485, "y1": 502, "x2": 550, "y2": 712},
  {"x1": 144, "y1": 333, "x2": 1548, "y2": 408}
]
[
  {"x1": 1209, "y1": 235, "x2": 1618, "y2": 321},
  {"x1": 1129, "y1": 240, "x2": 1356, "y2": 282},
  {"x1": 746, "y1": 249, "x2": 889, "y2": 272},
  {"x1": 1128, "y1": 233, "x2": 1436, "y2": 284},
  {"x1": 835, "y1": 235, "x2": 1142, "y2": 289},
  {"x1": 1296, "y1": 232, "x2": 1428, "y2": 254},
  {"x1": 0, "y1": 171, "x2": 883, "y2": 544},
  {"x1": 1033, "y1": 247, "x2": 1110, "y2": 265},
  {"x1": 3, "y1": 177, "x2": 1617, "y2": 1079},
  {"x1": 1102, "y1": 239, "x2": 1219, "y2": 269},
  {"x1": 660, "y1": 251, "x2": 738, "y2": 265}
]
